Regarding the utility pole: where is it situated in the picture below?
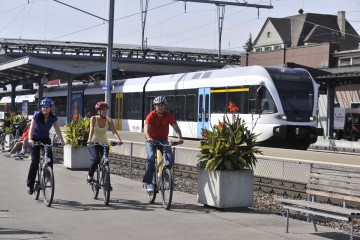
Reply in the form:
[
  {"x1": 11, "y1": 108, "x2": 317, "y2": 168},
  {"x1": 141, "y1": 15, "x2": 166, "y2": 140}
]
[
  {"x1": 141, "y1": 0, "x2": 150, "y2": 50},
  {"x1": 217, "y1": 4, "x2": 225, "y2": 59},
  {"x1": 53, "y1": 0, "x2": 114, "y2": 117},
  {"x1": 175, "y1": 0, "x2": 273, "y2": 58},
  {"x1": 105, "y1": 0, "x2": 115, "y2": 116}
]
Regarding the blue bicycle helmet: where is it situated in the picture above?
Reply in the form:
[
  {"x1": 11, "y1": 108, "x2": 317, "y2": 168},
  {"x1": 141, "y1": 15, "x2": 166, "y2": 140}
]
[{"x1": 40, "y1": 98, "x2": 54, "y2": 107}]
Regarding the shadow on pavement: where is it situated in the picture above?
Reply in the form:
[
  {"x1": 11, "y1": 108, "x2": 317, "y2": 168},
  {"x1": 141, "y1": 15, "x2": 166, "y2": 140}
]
[
  {"x1": 0, "y1": 227, "x2": 51, "y2": 236},
  {"x1": 48, "y1": 198, "x2": 153, "y2": 212},
  {"x1": 313, "y1": 232, "x2": 360, "y2": 240}
]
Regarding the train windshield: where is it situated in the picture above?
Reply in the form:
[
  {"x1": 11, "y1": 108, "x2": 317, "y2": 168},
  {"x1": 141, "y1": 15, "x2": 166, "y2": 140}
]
[{"x1": 270, "y1": 72, "x2": 314, "y2": 122}]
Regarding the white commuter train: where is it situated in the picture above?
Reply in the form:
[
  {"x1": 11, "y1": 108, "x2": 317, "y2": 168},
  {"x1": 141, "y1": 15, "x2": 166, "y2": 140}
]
[
  {"x1": 0, "y1": 94, "x2": 37, "y2": 118},
  {"x1": 39, "y1": 65, "x2": 323, "y2": 149}
]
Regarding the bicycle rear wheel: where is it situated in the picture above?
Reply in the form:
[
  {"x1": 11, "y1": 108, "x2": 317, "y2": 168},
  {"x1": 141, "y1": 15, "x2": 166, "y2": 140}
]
[
  {"x1": 91, "y1": 168, "x2": 100, "y2": 199},
  {"x1": 42, "y1": 166, "x2": 55, "y2": 207},
  {"x1": 33, "y1": 172, "x2": 41, "y2": 200},
  {"x1": 161, "y1": 168, "x2": 173, "y2": 210},
  {"x1": 102, "y1": 165, "x2": 111, "y2": 206}
]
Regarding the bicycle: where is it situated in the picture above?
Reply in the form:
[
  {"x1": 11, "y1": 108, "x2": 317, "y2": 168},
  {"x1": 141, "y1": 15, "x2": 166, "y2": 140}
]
[
  {"x1": 33, "y1": 142, "x2": 60, "y2": 207},
  {"x1": 146, "y1": 140, "x2": 179, "y2": 210},
  {"x1": 1, "y1": 122, "x2": 21, "y2": 151},
  {"x1": 0, "y1": 131, "x2": 7, "y2": 151},
  {"x1": 88, "y1": 141, "x2": 118, "y2": 206}
]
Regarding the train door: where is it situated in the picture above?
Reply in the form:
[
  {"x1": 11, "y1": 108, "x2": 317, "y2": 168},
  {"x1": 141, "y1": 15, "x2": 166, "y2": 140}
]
[
  {"x1": 197, "y1": 88, "x2": 210, "y2": 137},
  {"x1": 114, "y1": 93, "x2": 123, "y2": 130}
]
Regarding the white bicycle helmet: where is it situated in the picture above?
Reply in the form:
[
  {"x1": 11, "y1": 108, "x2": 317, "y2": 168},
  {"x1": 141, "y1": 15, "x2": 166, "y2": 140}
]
[{"x1": 153, "y1": 96, "x2": 167, "y2": 105}]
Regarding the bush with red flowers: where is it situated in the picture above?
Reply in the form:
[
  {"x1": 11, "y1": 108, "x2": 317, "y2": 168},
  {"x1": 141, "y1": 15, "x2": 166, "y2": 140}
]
[{"x1": 199, "y1": 102, "x2": 262, "y2": 171}]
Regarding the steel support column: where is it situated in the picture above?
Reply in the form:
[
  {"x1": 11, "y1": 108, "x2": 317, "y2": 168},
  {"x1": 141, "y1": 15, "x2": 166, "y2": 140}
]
[
  {"x1": 141, "y1": 0, "x2": 150, "y2": 50},
  {"x1": 217, "y1": 4, "x2": 225, "y2": 58}
]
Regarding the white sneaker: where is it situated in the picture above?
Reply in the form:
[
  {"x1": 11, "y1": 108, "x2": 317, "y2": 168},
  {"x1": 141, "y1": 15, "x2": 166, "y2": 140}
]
[{"x1": 146, "y1": 183, "x2": 154, "y2": 192}]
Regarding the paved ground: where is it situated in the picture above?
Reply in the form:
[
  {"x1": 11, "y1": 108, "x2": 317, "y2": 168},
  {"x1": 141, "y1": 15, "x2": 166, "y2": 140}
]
[{"x1": 0, "y1": 153, "x2": 358, "y2": 240}]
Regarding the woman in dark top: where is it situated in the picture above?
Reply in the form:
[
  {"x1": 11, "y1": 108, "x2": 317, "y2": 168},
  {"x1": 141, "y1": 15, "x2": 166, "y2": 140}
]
[{"x1": 26, "y1": 98, "x2": 65, "y2": 195}]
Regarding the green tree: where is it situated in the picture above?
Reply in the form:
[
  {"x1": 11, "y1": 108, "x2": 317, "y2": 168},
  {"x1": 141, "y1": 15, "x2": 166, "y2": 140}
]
[{"x1": 243, "y1": 34, "x2": 253, "y2": 53}]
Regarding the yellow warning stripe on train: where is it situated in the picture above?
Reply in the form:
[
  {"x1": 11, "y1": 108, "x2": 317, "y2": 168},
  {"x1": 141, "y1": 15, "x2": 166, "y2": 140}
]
[{"x1": 211, "y1": 88, "x2": 249, "y2": 93}]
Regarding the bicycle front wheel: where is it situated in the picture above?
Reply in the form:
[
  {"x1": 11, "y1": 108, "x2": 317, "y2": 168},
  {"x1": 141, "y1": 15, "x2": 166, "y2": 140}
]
[
  {"x1": 4, "y1": 134, "x2": 14, "y2": 151},
  {"x1": 161, "y1": 168, "x2": 173, "y2": 210},
  {"x1": 102, "y1": 165, "x2": 111, "y2": 206},
  {"x1": 147, "y1": 173, "x2": 157, "y2": 204},
  {"x1": 0, "y1": 135, "x2": 5, "y2": 151},
  {"x1": 91, "y1": 169, "x2": 100, "y2": 199},
  {"x1": 42, "y1": 166, "x2": 55, "y2": 207}
]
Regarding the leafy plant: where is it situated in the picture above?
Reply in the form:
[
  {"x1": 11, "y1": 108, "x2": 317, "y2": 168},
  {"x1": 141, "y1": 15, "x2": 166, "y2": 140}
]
[
  {"x1": 64, "y1": 114, "x2": 90, "y2": 147},
  {"x1": 198, "y1": 102, "x2": 262, "y2": 171},
  {"x1": 3, "y1": 112, "x2": 28, "y2": 133}
]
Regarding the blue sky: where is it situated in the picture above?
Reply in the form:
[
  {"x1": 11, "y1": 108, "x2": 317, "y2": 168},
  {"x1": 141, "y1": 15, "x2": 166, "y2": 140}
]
[{"x1": 1, "y1": 0, "x2": 360, "y2": 51}]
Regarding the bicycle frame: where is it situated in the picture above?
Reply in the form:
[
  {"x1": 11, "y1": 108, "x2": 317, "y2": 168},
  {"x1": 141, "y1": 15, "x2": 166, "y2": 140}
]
[
  {"x1": 147, "y1": 140, "x2": 179, "y2": 210},
  {"x1": 89, "y1": 142, "x2": 117, "y2": 206},
  {"x1": 33, "y1": 142, "x2": 57, "y2": 207}
]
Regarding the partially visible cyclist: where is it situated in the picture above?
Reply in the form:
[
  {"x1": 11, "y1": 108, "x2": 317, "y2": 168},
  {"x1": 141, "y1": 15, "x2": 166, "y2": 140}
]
[
  {"x1": 26, "y1": 98, "x2": 65, "y2": 195},
  {"x1": 4, "y1": 119, "x2": 31, "y2": 157},
  {"x1": 86, "y1": 101, "x2": 123, "y2": 182},
  {"x1": 143, "y1": 96, "x2": 183, "y2": 192}
]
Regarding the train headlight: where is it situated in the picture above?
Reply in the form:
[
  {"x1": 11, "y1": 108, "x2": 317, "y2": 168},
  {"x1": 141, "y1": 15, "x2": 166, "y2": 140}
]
[
  {"x1": 276, "y1": 114, "x2": 287, "y2": 120},
  {"x1": 309, "y1": 116, "x2": 317, "y2": 121}
]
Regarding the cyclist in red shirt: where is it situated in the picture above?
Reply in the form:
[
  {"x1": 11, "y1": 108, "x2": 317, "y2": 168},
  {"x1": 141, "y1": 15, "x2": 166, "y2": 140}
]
[{"x1": 143, "y1": 96, "x2": 183, "y2": 192}]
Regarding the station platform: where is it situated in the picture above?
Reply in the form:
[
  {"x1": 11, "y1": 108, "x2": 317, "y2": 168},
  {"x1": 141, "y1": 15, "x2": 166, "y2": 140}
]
[
  {"x1": 309, "y1": 138, "x2": 360, "y2": 153},
  {"x1": 0, "y1": 153, "x2": 357, "y2": 239}
]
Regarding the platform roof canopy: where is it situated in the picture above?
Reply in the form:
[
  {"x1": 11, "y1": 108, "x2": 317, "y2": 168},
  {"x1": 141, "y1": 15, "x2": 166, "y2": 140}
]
[{"x1": 0, "y1": 54, "x2": 114, "y2": 86}]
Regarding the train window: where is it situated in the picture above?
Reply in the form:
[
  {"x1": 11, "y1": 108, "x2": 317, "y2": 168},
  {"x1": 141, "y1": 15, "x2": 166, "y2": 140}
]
[
  {"x1": 211, "y1": 91, "x2": 227, "y2": 113},
  {"x1": 186, "y1": 95, "x2": 196, "y2": 121},
  {"x1": 249, "y1": 87, "x2": 257, "y2": 113},
  {"x1": 53, "y1": 97, "x2": 67, "y2": 116},
  {"x1": 124, "y1": 93, "x2": 132, "y2": 118},
  {"x1": 166, "y1": 95, "x2": 175, "y2": 115},
  {"x1": 123, "y1": 93, "x2": 141, "y2": 119},
  {"x1": 228, "y1": 92, "x2": 242, "y2": 113},
  {"x1": 84, "y1": 94, "x2": 103, "y2": 117},
  {"x1": 28, "y1": 102, "x2": 36, "y2": 116},
  {"x1": 255, "y1": 86, "x2": 277, "y2": 114},
  {"x1": 175, "y1": 95, "x2": 185, "y2": 121},
  {"x1": 133, "y1": 93, "x2": 141, "y2": 113}
]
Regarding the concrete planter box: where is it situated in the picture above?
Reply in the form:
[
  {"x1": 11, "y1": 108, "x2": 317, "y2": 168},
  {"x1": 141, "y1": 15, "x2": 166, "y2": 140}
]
[
  {"x1": 197, "y1": 167, "x2": 254, "y2": 208},
  {"x1": 63, "y1": 145, "x2": 92, "y2": 170}
]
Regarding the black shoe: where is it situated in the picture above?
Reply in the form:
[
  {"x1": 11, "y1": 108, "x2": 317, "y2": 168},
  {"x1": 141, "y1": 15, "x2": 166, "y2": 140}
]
[{"x1": 27, "y1": 186, "x2": 33, "y2": 195}]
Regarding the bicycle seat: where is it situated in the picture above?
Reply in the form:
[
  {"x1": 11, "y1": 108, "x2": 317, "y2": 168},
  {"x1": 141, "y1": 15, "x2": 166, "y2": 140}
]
[{"x1": 12, "y1": 122, "x2": 20, "y2": 128}]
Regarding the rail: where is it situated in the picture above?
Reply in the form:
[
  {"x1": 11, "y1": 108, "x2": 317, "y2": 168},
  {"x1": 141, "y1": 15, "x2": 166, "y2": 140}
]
[{"x1": 51, "y1": 141, "x2": 360, "y2": 207}]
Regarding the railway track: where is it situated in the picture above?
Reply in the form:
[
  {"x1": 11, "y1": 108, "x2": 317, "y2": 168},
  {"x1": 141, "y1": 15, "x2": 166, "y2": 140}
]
[
  {"x1": 55, "y1": 146, "x2": 360, "y2": 207},
  {"x1": 54, "y1": 147, "x2": 306, "y2": 198},
  {"x1": 53, "y1": 146, "x2": 360, "y2": 235}
]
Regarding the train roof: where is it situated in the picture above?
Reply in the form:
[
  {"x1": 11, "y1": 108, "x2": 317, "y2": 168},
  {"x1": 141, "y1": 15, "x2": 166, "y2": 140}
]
[
  {"x1": 144, "y1": 66, "x2": 272, "y2": 92},
  {"x1": 0, "y1": 94, "x2": 36, "y2": 103},
  {"x1": 39, "y1": 66, "x2": 311, "y2": 97}
]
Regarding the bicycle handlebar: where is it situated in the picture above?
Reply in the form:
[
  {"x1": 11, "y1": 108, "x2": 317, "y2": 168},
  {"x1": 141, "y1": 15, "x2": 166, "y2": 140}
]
[
  {"x1": 88, "y1": 141, "x2": 120, "y2": 147},
  {"x1": 153, "y1": 140, "x2": 180, "y2": 147},
  {"x1": 34, "y1": 142, "x2": 61, "y2": 147}
]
